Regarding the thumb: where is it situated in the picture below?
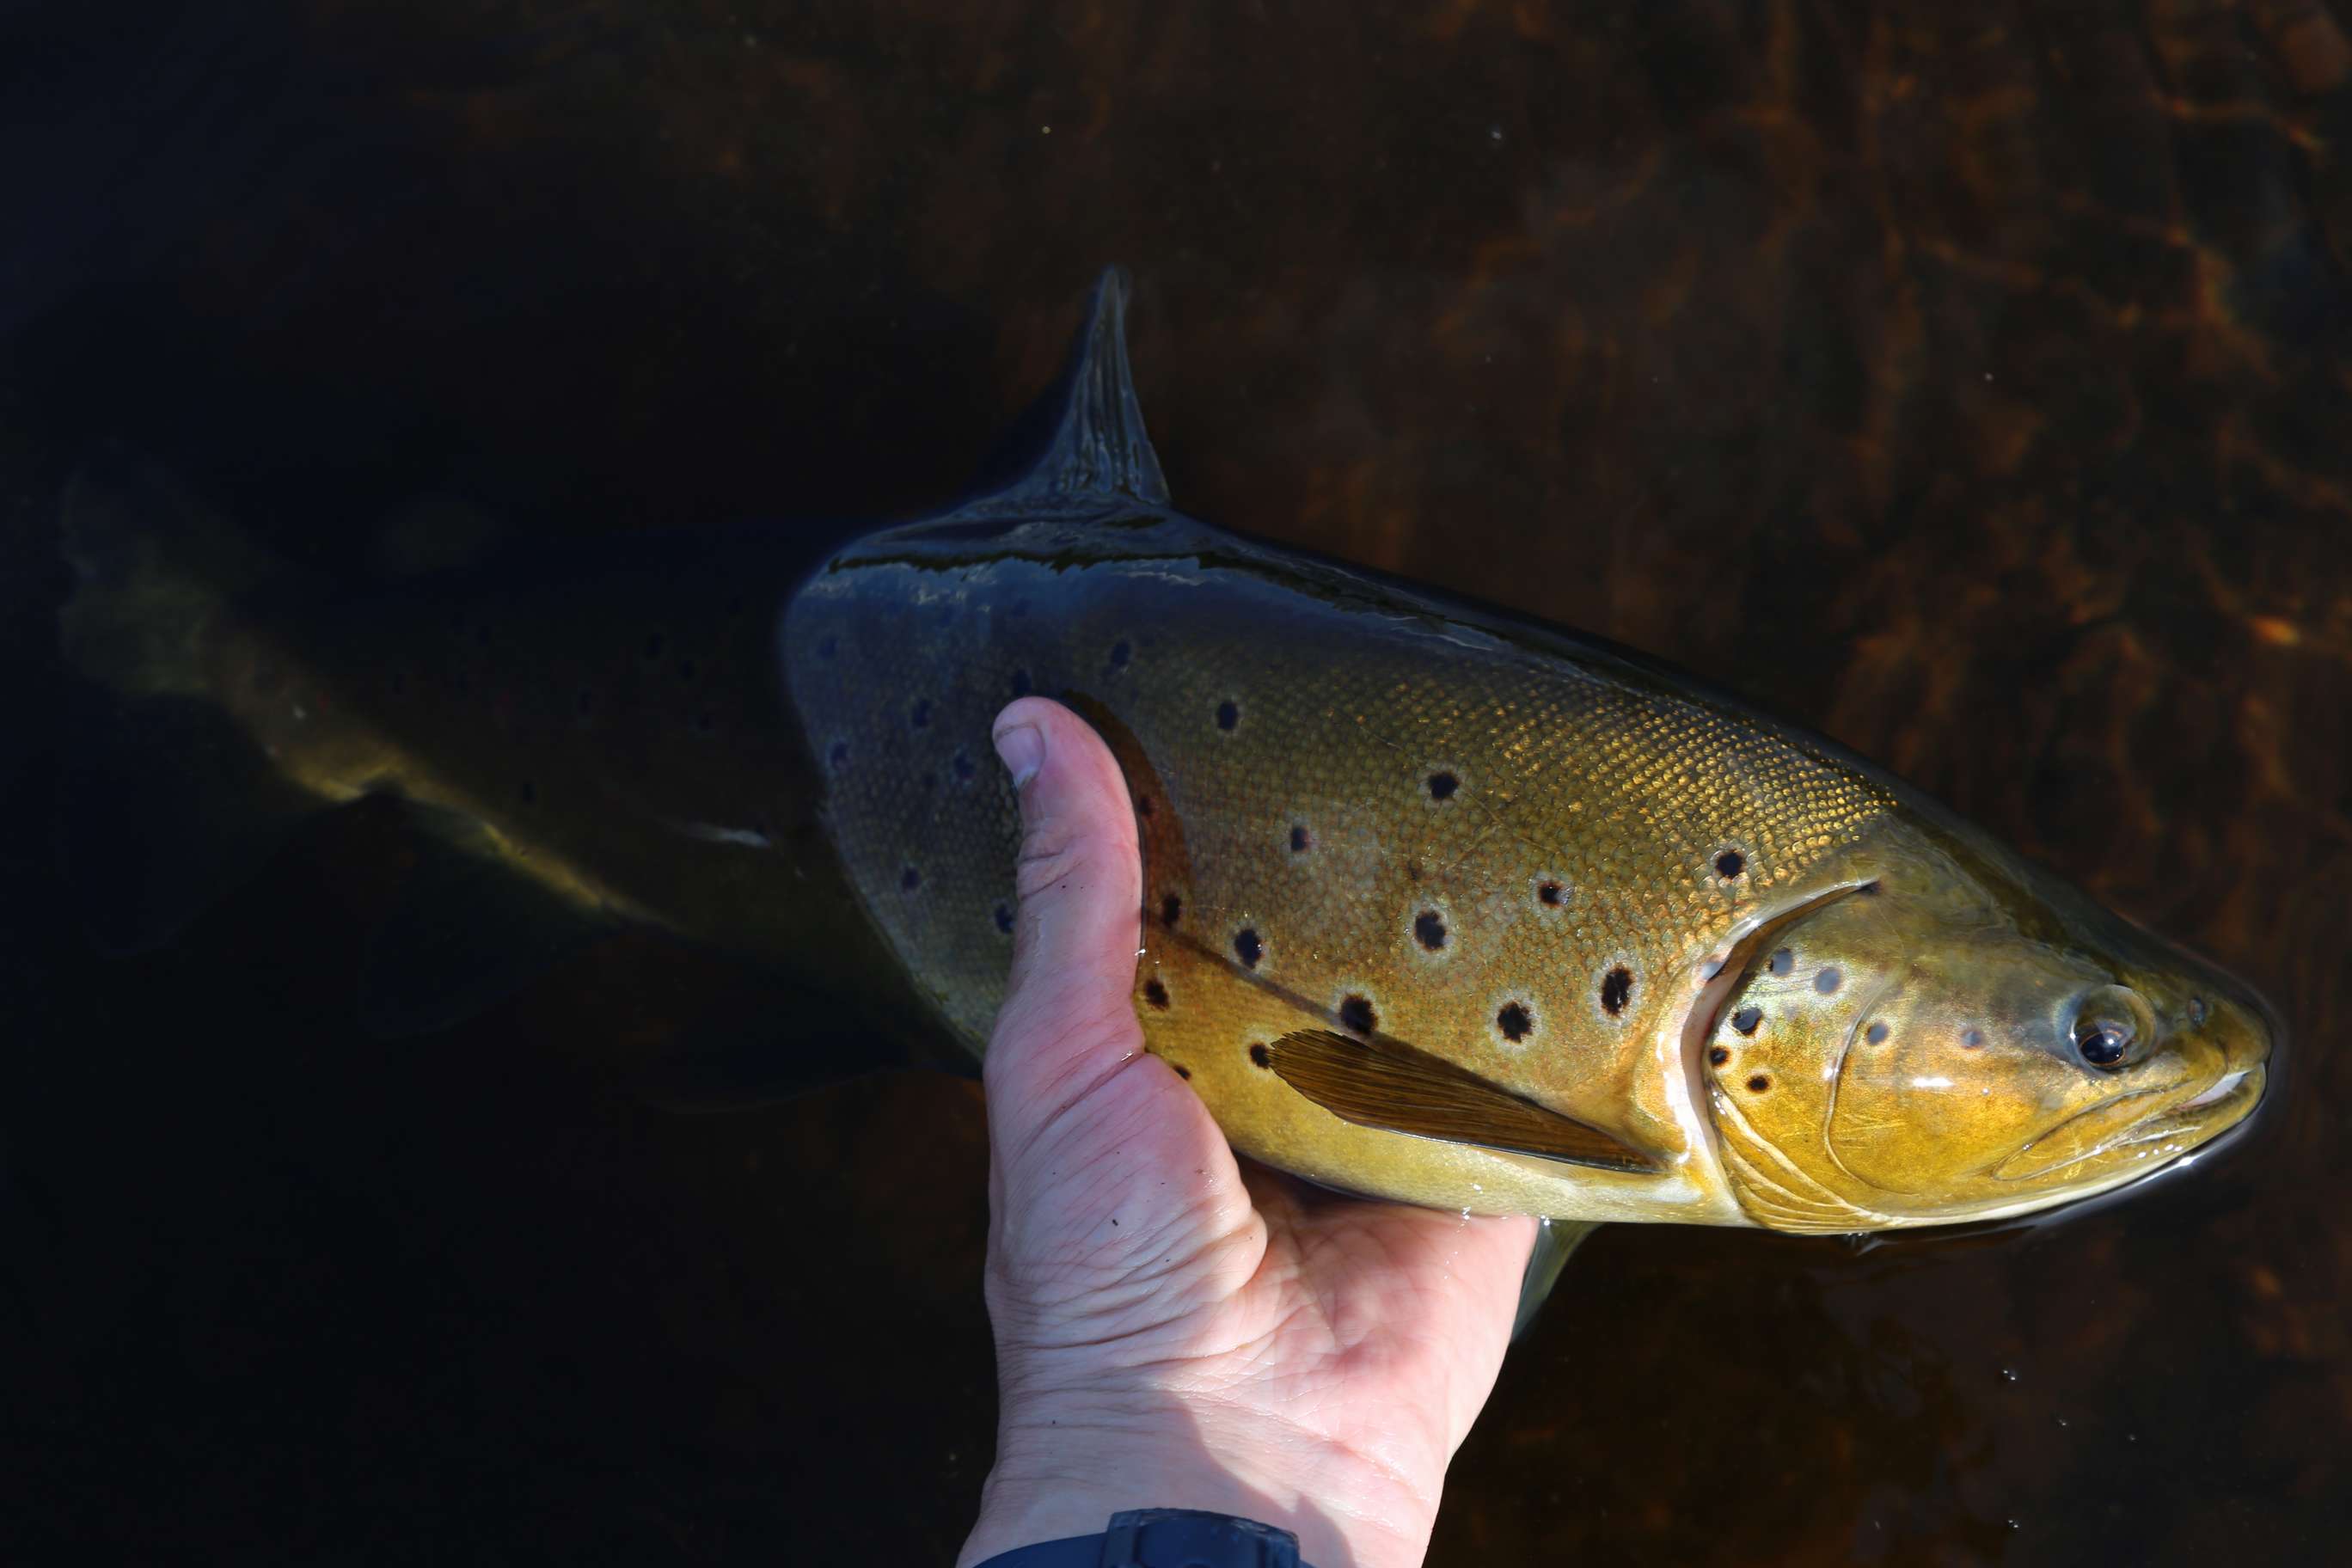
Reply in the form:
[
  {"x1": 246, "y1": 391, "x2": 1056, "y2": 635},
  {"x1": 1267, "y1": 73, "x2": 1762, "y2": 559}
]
[{"x1": 984, "y1": 697, "x2": 1150, "y2": 1155}]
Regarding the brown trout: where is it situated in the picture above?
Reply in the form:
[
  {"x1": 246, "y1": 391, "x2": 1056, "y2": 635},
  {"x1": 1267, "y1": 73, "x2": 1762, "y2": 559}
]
[{"x1": 60, "y1": 272, "x2": 2273, "y2": 1235}]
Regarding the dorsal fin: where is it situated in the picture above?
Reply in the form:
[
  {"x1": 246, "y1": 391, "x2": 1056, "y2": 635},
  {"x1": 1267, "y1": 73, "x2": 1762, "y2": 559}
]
[{"x1": 965, "y1": 267, "x2": 1171, "y2": 516}]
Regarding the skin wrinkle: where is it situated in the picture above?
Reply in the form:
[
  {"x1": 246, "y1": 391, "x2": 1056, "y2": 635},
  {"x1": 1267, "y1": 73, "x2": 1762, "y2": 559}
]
[
  {"x1": 989, "y1": 1026, "x2": 1152, "y2": 1158},
  {"x1": 1023, "y1": 1363, "x2": 1451, "y2": 1514},
  {"x1": 1004, "y1": 1179, "x2": 1249, "y2": 1317},
  {"x1": 983, "y1": 1316, "x2": 1439, "y2": 1495},
  {"x1": 1001, "y1": 1139, "x2": 1218, "y2": 1268}
]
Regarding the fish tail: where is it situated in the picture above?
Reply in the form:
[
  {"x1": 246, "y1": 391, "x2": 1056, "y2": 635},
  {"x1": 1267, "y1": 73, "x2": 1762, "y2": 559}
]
[
  {"x1": 54, "y1": 452, "x2": 327, "y2": 952},
  {"x1": 57, "y1": 450, "x2": 290, "y2": 697}
]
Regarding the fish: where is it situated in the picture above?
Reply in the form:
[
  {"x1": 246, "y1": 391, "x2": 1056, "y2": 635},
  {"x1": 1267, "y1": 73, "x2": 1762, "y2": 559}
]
[{"x1": 58, "y1": 269, "x2": 2276, "y2": 1240}]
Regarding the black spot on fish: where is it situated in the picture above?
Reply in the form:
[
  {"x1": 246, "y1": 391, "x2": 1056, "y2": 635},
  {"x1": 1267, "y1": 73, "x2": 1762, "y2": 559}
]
[
  {"x1": 827, "y1": 740, "x2": 849, "y2": 769},
  {"x1": 993, "y1": 902, "x2": 1014, "y2": 934},
  {"x1": 1865, "y1": 1021, "x2": 1890, "y2": 1044},
  {"x1": 1746, "y1": 1074, "x2": 1772, "y2": 1093},
  {"x1": 1538, "y1": 880, "x2": 1565, "y2": 907},
  {"x1": 1248, "y1": 1043, "x2": 1271, "y2": 1069},
  {"x1": 1708, "y1": 1045, "x2": 1731, "y2": 1066},
  {"x1": 1731, "y1": 1006, "x2": 1762, "y2": 1036},
  {"x1": 1961, "y1": 1027, "x2": 1985, "y2": 1049},
  {"x1": 1289, "y1": 824, "x2": 1310, "y2": 853},
  {"x1": 1814, "y1": 966, "x2": 1843, "y2": 995},
  {"x1": 1497, "y1": 1001, "x2": 1532, "y2": 1042},
  {"x1": 900, "y1": 866, "x2": 921, "y2": 891},
  {"x1": 645, "y1": 633, "x2": 665, "y2": 661},
  {"x1": 1427, "y1": 770, "x2": 1459, "y2": 800},
  {"x1": 1339, "y1": 994, "x2": 1376, "y2": 1034},
  {"x1": 1234, "y1": 928, "x2": 1264, "y2": 968},
  {"x1": 1413, "y1": 910, "x2": 1447, "y2": 951},
  {"x1": 952, "y1": 749, "x2": 976, "y2": 781},
  {"x1": 1714, "y1": 849, "x2": 1745, "y2": 879},
  {"x1": 1601, "y1": 966, "x2": 1633, "y2": 1017},
  {"x1": 1012, "y1": 668, "x2": 1033, "y2": 696},
  {"x1": 518, "y1": 780, "x2": 538, "y2": 807},
  {"x1": 677, "y1": 658, "x2": 698, "y2": 682},
  {"x1": 1144, "y1": 978, "x2": 1169, "y2": 1009},
  {"x1": 910, "y1": 699, "x2": 932, "y2": 729},
  {"x1": 1161, "y1": 892, "x2": 1182, "y2": 928},
  {"x1": 1216, "y1": 699, "x2": 1239, "y2": 731},
  {"x1": 1767, "y1": 947, "x2": 1794, "y2": 977},
  {"x1": 1110, "y1": 640, "x2": 1131, "y2": 669},
  {"x1": 817, "y1": 634, "x2": 837, "y2": 658}
]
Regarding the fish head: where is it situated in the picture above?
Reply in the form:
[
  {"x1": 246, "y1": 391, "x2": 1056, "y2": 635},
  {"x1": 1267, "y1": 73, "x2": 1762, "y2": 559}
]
[{"x1": 1693, "y1": 859, "x2": 2275, "y2": 1233}]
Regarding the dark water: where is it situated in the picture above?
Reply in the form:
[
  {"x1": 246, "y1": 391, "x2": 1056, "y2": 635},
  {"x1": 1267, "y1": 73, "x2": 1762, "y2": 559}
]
[{"x1": 3, "y1": 3, "x2": 2348, "y2": 1562}]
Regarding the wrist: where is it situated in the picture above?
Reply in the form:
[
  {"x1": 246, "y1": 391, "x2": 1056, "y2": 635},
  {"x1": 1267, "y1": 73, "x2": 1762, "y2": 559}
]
[{"x1": 956, "y1": 1396, "x2": 1442, "y2": 1568}]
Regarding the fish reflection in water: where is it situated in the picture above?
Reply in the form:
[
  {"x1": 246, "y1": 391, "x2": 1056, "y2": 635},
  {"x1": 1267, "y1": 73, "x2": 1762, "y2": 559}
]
[{"x1": 56, "y1": 274, "x2": 2276, "y2": 1288}]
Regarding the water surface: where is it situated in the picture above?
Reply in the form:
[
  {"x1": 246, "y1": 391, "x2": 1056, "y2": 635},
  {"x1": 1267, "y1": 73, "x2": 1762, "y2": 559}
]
[{"x1": 3, "y1": 3, "x2": 2347, "y2": 1561}]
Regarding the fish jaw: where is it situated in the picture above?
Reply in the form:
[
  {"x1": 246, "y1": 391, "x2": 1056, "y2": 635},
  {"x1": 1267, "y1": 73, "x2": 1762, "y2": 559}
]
[{"x1": 1986, "y1": 989, "x2": 2272, "y2": 1191}]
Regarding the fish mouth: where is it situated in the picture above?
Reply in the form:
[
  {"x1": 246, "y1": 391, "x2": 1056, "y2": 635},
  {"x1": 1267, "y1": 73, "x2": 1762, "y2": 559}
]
[
  {"x1": 2177, "y1": 1069, "x2": 2249, "y2": 1111},
  {"x1": 1991, "y1": 1062, "x2": 2267, "y2": 1184}
]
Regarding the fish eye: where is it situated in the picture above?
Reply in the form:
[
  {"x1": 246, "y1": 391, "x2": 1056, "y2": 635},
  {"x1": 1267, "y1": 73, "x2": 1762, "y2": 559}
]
[{"x1": 2069, "y1": 984, "x2": 2155, "y2": 1072}]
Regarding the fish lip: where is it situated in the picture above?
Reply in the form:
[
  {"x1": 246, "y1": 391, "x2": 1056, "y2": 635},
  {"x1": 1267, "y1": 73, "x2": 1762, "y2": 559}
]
[
  {"x1": 2120, "y1": 1062, "x2": 2264, "y2": 1143},
  {"x1": 2177, "y1": 1069, "x2": 2247, "y2": 1112},
  {"x1": 1991, "y1": 1062, "x2": 2266, "y2": 1182}
]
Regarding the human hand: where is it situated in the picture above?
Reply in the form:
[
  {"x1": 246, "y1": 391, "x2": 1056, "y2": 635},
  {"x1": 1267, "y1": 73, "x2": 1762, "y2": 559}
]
[{"x1": 958, "y1": 697, "x2": 1538, "y2": 1568}]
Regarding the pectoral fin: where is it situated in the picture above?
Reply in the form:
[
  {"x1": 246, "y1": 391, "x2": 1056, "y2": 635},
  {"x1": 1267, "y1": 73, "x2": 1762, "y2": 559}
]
[
  {"x1": 1514, "y1": 1218, "x2": 1602, "y2": 1342},
  {"x1": 1264, "y1": 1028, "x2": 1659, "y2": 1173}
]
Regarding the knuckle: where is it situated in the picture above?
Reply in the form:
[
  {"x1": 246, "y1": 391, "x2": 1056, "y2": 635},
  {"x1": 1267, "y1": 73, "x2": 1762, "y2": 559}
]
[{"x1": 1013, "y1": 824, "x2": 1093, "y2": 900}]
